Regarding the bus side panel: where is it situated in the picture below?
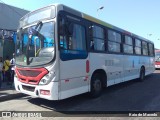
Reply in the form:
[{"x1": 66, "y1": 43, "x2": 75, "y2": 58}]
[
  {"x1": 59, "y1": 59, "x2": 89, "y2": 99},
  {"x1": 143, "y1": 56, "x2": 151, "y2": 75},
  {"x1": 142, "y1": 56, "x2": 155, "y2": 75},
  {"x1": 123, "y1": 55, "x2": 140, "y2": 81},
  {"x1": 106, "y1": 54, "x2": 124, "y2": 85},
  {"x1": 89, "y1": 53, "x2": 124, "y2": 87},
  {"x1": 150, "y1": 57, "x2": 155, "y2": 72},
  {"x1": 123, "y1": 55, "x2": 155, "y2": 82}
]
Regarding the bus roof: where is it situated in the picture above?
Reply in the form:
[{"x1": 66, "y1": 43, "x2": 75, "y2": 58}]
[
  {"x1": 59, "y1": 4, "x2": 153, "y2": 44},
  {"x1": 20, "y1": 3, "x2": 154, "y2": 44}
]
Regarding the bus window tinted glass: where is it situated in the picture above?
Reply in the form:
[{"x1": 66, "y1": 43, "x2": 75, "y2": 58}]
[
  {"x1": 135, "y1": 39, "x2": 141, "y2": 47},
  {"x1": 108, "y1": 41, "x2": 120, "y2": 52},
  {"x1": 123, "y1": 44, "x2": 133, "y2": 54},
  {"x1": 92, "y1": 26, "x2": 104, "y2": 39},
  {"x1": 93, "y1": 38, "x2": 105, "y2": 51},
  {"x1": 142, "y1": 41, "x2": 148, "y2": 55},
  {"x1": 125, "y1": 36, "x2": 132, "y2": 45},
  {"x1": 135, "y1": 39, "x2": 142, "y2": 55},
  {"x1": 108, "y1": 30, "x2": 121, "y2": 43},
  {"x1": 135, "y1": 47, "x2": 141, "y2": 55},
  {"x1": 149, "y1": 43, "x2": 154, "y2": 56},
  {"x1": 68, "y1": 24, "x2": 86, "y2": 50},
  {"x1": 91, "y1": 25, "x2": 105, "y2": 51}
]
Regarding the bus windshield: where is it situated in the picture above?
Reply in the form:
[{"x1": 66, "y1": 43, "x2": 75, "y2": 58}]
[{"x1": 16, "y1": 21, "x2": 55, "y2": 67}]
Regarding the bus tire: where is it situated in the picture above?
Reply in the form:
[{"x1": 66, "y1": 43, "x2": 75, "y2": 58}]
[
  {"x1": 90, "y1": 73, "x2": 102, "y2": 98},
  {"x1": 139, "y1": 67, "x2": 145, "y2": 81}
]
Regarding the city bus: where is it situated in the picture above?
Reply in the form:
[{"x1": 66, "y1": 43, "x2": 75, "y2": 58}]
[
  {"x1": 155, "y1": 50, "x2": 160, "y2": 69},
  {"x1": 14, "y1": 4, "x2": 155, "y2": 100}
]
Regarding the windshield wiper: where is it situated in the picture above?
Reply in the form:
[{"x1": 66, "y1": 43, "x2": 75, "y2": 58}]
[{"x1": 35, "y1": 21, "x2": 43, "y2": 31}]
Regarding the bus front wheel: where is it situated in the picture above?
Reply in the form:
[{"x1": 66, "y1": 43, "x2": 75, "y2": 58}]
[{"x1": 90, "y1": 73, "x2": 102, "y2": 98}]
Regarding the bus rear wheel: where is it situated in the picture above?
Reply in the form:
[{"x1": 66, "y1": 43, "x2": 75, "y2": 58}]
[
  {"x1": 90, "y1": 73, "x2": 102, "y2": 98},
  {"x1": 139, "y1": 67, "x2": 145, "y2": 81}
]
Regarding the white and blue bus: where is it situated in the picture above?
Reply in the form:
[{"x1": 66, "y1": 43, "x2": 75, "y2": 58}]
[{"x1": 14, "y1": 4, "x2": 155, "y2": 100}]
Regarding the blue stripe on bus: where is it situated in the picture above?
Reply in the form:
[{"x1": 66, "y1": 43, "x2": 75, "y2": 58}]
[{"x1": 60, "y1": 50, "x2": 88, "y2": 61}]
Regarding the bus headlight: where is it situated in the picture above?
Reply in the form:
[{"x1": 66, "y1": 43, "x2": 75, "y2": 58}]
[
  {"x1": 40, "y1": 79, "x2": 48, "y2": 84},
  {"x1": 39, "y1": 71, "x2": 55, "y2": 85},
  {"x1": 39, "y1": 75, "x2": 51, "y2": 85}
]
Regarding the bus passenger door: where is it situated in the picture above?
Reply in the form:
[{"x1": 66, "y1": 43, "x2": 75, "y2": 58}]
[{"x1": 58, "y1": 17, "x2": 89, "y2": 99}]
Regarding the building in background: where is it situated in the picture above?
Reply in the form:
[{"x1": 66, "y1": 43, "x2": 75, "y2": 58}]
[{"x1": 0, "y1": 3, "x2": 29, "y2": 60}]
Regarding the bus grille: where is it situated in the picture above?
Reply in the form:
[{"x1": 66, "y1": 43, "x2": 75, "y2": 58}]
[
  {"x1": 15, "y1": 67, "x2": 48, "y2": 85},
  {"x1": 18, "y1": 70, "x2": 41, "y2": 77},
  {"x1": 22, "y1": 85, "x2": 35, "y2": 92}
]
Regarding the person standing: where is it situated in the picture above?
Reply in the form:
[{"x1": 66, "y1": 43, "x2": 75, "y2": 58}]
[
  {"x1": 3, "y1": 56, "x2": 11, "y2": 85},
  {"x1": 0, "y1": 57, "x2": 3, "y2": 88},
  {"x1": 10, "y1": 53, "x2": 15, "y2": 85}
]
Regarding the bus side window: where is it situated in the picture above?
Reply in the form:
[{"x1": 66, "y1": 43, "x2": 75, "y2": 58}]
[
  {"x1": 108, "y1": 30, "x2": 121, "y2": 53},
  {"x1": 90, "y1": 40, "x2": 94, "y2": 50},
  {"x1": 89, "y1": 25, "x2": 105, "y2": 51},
  {"x1": 149, "y1": 43, "x2": 154, "y2": 56}
]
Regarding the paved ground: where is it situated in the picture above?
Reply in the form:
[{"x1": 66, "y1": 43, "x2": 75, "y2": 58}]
[
  {"x1": 1, "y1": 71, "x2": 160, "y2": 120},
  {"x1": 0, "y1": 82, "x2": 25, "y2": 102}
]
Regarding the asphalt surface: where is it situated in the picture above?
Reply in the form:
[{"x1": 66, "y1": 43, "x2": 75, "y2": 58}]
[
  {"x1": 1, "y1": 70, "x2": 160, "y2": 120},
  {"x1": 0, "y1": 70, "x2": 160, "y2": 111},
  {"x1": 0, "y1": 82, "x2": 25, "y2": 102}
]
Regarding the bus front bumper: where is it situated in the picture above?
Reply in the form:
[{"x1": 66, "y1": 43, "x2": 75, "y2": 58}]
[{"x1": 14, "y1": 77, "x2": 59, "y2": 100}]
